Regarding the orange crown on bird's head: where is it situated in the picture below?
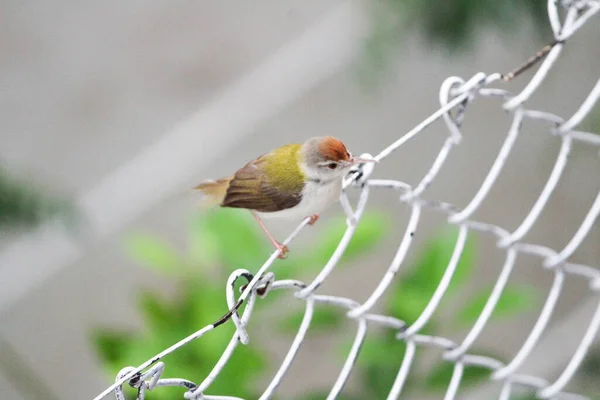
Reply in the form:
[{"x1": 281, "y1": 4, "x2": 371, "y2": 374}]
[{"x1": 317, "y1": 136, "x2": 351, "y2": 162}]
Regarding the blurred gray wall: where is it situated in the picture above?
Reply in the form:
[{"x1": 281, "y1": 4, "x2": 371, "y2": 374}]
[{"x1": 0, "y1": 1, "x2": 599, "y2": 399}]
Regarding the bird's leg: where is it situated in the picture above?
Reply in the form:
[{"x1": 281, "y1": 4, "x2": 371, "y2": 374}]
[
  {"x1": 307, "y1": 214, "x2": 320, "y2": 226},
  {"x1": 251, "y1": 211, "x2": 289, "y2": 259}
]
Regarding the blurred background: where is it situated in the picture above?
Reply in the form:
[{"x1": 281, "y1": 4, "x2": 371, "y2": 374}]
[{"x1": 1, "y1": 1, "x2": 599, "y2": 399}]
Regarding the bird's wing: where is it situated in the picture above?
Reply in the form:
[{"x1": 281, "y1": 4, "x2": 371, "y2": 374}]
[{"x1": 221, "y1": 156, "x2": 303, "y2": 212}]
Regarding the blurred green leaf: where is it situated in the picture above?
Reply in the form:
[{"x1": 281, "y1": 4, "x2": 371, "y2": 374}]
[
  {"x1": 0, "y1": 170, "x2": 73, "y2": 230},
  {"x1": 386, "y1": 227, "x2": 476, "y2": 325},
  {"x1": 379, "y1": 0, "x2": 546, "y2": 52},
  {"x1": 277, "y1": 212, "x2": 390, "y2": 280},
  {"x1": 363, "y1": 362, "x2": 402, "y2": 398},
  {"x1": 279, "y1": 305, "x2": 344, "y2": 334},
  {"x1": 387, "y1": 284, "x2": 431, "y2": 326},
  {"x1": 101, "y1": 201, "x2": 534, "y2": 400},
  {"x1": 138, "y1": 290, "x2": 174, "y2": 327},
  {"x1": 513, "y1": 396, "x2": 539, "y2": 400},
  {"x1": 581, "y1": 348, "x2": 600, "y2": 378},
  {"x1": 95, "y1": 220, "x2": 269, "y2": 400},
  {"x1": 340, "y1": 212, "x2": 390, "y2": 261},
  {"x1": 194, "y1": 209, "x2": 269, "y2": 269},
  {"x1": 313, "y1": 211, "x2": 389, "y2": 263},
  {"x1": 458, "y1": 284, "x2": 538, "y2": 326},
  {"x1": 423, "y1": 358, "x2": 490, "y2": 392},
  {"x1": 336, "y1": 330, "x2": 416, "y2": 398},
  {"x1": 355, "y1": 331, "x2": 405, "y2": 366},
  {"x1": 92, "y1": 283, "x2": 267, "y2": 399},
  {"x1": 408, "y1": 227, "x2": 475, "y2": 294},
  {"x1": 357, "y1": 0, "x2": 548, "y2": 89},
  {"x1": 93, "y1": 330, "x2": 135, "y2": 367},
  {"x1": 582, "y1": 108, "x2": 600, "y2": 135},
  {"x1": 124, "y1": 234, "x2": 182, "y2": 275},
  {"x1": 188, "y1": 281, "x2": 231, "y2": 334},
  {"x1": 295, "y1": 392, "x2": 363, "y2": 400}
]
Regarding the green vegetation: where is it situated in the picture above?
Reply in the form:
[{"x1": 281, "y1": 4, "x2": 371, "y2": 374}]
[
  {"x1": 0, "y1": 170, "x2": 71, "y2": 230},
  {"x1": 93, "y1": 209, "x2": 389, "y2": 399},
  {"x1": 358, "y1": 0, "x2": 548, "y2": 86},
  {"x1": 297, "y1": 227, "x2": 538, "y2": 398},
  {"x1": 93, "y1": 209, "x2": 538, "y2": 398}
]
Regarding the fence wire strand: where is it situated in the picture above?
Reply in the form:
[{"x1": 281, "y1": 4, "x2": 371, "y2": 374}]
[{"x1": 93, "y1": 1, "x2": 600, "y2": 399}]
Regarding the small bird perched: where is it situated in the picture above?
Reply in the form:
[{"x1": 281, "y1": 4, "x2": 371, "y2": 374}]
[{"x1": 194, "y1": 136, "x2": 376, "y2": 259}]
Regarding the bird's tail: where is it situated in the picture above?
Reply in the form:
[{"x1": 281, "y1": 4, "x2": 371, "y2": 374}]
[{"x1": 193, "y1": 177, "x2": 232, "y2": 208}]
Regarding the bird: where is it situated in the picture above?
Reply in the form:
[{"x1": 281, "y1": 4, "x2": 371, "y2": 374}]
[{"x1": 194, "y1": 136, "x2": 376, "y2": 259}]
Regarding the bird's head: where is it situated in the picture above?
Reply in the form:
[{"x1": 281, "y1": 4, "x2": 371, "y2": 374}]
[{"x1": 301, "y1": 136, "x2": 376, "y2": 182}]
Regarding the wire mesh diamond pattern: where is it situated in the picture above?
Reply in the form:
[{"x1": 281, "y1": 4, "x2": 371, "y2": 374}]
[{"x1": 94, "y1": 1, "x2": 600, "y2": 399}]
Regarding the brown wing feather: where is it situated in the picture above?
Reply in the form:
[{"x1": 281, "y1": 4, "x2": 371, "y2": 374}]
[{"x1": 221, "y1": 158, "x2": 302, "y2": 212}]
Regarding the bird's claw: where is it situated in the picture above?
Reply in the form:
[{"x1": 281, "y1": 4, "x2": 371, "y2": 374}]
[
  {"x1": 275, "y1": 242, "x2": 289, "y2": 259},
  {"x1": 306, "y1": 214, "x2": 320, "y2": 226}
]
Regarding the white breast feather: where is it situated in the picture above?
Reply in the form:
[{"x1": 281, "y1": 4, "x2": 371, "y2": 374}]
[{"x1": 256, "y1": 179, "x2": 342, "y2": 221}]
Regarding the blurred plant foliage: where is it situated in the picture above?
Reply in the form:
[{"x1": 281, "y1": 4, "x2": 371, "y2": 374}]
[
  {"x1": 583, "y1": 106, "x2": 600, "y2": 136},
  {"x1": 573, "y1": 344, "x2": 600, "y2": 399},
  {"x1": 402, "y1": 0, "x2": 547, "y2": 50},
  {"x1": 0, "y1": 169, "x2": 71, "y2": 231},
  {"x1": 296, "y1": 228, "x2": 538, "y2": 399},
  {"x1": 93, "y1": 207, "x2": 538, "y2": 399},
  {"x1": 92, "y1": 208, "x2": 389, "y2": 399},
  {"x1": 359, "y1": 0, "x2": 548, "y2": 84}
]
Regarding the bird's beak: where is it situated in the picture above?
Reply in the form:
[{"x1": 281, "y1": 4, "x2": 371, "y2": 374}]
[{"x1": 350, "y1": 156, "x2": 378, "y2": 165}]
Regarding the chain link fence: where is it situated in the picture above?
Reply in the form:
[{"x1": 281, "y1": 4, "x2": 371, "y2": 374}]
[{"x1": 93, "y1": 1, "x2": 600, "y2": 399}]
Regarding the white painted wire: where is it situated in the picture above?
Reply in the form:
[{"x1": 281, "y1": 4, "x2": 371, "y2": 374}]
[{"x1": 93, "y1": 1, "x2": 600, "y2": 399}]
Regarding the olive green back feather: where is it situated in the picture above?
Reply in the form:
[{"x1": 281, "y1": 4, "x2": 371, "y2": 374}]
[
  {"x1": 221, "y1": 144, "x2": 305, "y2": 212},
  {"x1": 260, "y1": 144, "x2": 306, "y2": 192}
]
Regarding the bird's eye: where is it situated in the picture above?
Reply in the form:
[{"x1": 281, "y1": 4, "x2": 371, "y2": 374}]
[{"x1": 327, "y1": 162, "x2": 338, "y2": 170}]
